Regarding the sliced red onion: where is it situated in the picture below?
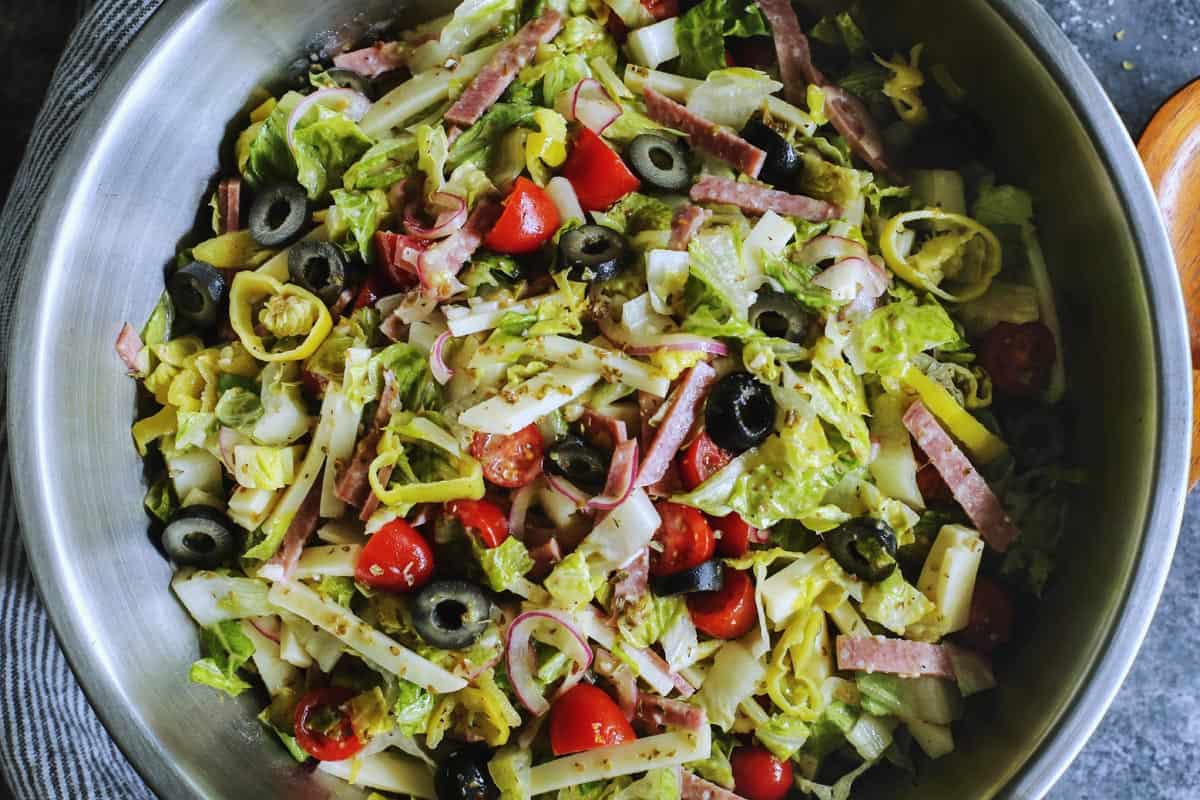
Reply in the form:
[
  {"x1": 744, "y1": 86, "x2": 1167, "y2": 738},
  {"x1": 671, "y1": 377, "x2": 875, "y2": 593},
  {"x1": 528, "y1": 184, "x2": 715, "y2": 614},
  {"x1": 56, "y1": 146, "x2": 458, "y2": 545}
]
[
  {"x1": 218, "y1": 427, "x2": 240, "y2": 473},
  {"x1": 404, "y1": 192, "x2": 468, "y2": 240},
  {"x1": 812, "y1": 256, "x2": 889, "y2": 302},
  {"x1": 596, "y1": 317, "x2": 728, "y2": 357},
  {"x1": 800, "y1": 235, "x2": 870, "y2": 266},
  {"x1": 505, "y1": 610, "x2": 593, "y2": 716},
  {"x1": 248, "y1": 615, "x2": 281, "y2": 643},
  {"x1": 557, "y1": 78, "x2": 621, "y2": 134},
  {"x1": 508, "y1": 480, "x2": 539, "y2": 540},
  {"x1": 286, "y1": 88, "x2": 371, "y2": 152},
  {"x1": 581, "y1": 408, "x2": 629, "y2": 448},
  {"x1": 585, "y1": 439, "x2": 639, "y2": 512},
  {"x1": 430, "y1": 330, "x2": 454, "y2": 385},
  {"x1": 544, "y1": 473, "x2": 589, "y2": 508}
]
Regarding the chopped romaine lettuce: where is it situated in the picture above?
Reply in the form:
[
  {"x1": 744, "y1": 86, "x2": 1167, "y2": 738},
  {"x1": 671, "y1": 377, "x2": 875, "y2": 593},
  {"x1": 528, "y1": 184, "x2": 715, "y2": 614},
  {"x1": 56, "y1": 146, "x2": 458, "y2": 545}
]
[
  {"x1": 188, "y1": 620, "x2": 255, "y2": 697},
  {"x1": 675, "y1": 0, "x2": 768, "y2": 78}
]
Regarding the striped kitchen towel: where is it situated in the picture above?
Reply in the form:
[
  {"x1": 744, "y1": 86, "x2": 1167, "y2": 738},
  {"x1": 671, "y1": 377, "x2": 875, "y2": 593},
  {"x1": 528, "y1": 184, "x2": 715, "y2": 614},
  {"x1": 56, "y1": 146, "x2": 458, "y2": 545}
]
[{"x1": 0, "y1": 3, "x2": 163, "y2": 798}]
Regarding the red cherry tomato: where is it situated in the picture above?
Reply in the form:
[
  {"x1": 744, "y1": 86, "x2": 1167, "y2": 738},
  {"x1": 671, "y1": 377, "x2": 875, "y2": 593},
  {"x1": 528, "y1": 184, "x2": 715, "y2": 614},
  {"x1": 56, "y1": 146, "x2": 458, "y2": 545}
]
[
  {"x1": 484, "y1": 177, "x2": 562, "y2": 254},
  {"x1": 957, "y1": 576, "x2": 1015, "y2": 654},
  {"x1": 548, "y1": 684, "x2": 637, "y2": 756},
  {"x1": 688, "y1": 568, "x2": 758, "y2": 639},
  {"x1": 355, "y1": 518, "x2": 434, "y2": 592},
  {"x1": 978, "y1": 321, "x2": 1057, "y2": 397},
  {"x1": 470, "y1": 424, "x2": 545, "y2": 488},
  {"x1": 650, "y1": 502, "x2": 716, "y2": 577},
  {"x1": 293, "y1": 687, "x2": 364, "y2": 762},
  {"x1": 561, "y1": 128, "x2": 640, "y2": 211},
  {"x1": 445, "y1": 499, "x2": 509, "y2": 548},
  {"x1": 731, "y1": 746, "x2": 793, "y2": 800},
  {"x1": 679, "y1": 433, "x2": 732, "y2": 491},
  {"x1": 713, "y1": 512, "x2": 756, "y2": 558},
  {"x1": 913, "y1": 441, "x2": 954, "y2": 506}
]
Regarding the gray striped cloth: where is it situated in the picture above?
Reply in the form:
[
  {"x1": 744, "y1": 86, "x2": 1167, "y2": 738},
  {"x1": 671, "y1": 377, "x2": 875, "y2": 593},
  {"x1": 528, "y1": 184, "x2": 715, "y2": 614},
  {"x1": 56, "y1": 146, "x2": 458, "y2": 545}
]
[{"x1": 0, "y1": 3, "x2": 163, "y2": 797}]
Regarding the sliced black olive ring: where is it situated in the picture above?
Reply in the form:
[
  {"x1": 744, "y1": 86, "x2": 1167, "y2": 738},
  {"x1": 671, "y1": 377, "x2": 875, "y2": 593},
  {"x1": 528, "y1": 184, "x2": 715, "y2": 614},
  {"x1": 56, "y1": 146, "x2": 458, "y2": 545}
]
[
  {"x1": 248, "y1": 183, "x2": 309, "y2": 248},
  {"x1": 557, "y1": 224, "x2": 628, "y2": 282},
  {"x1": 167, "y1": 260, "x2": 227, "y2": 329},
  {"x1": 411, "y1": 579, "x2": 492, "y2": 651},
  {"x1": 825, "y1": 518, "x2": 898, "y2": 583},
  {"x1": 161, "y1": 506, "x2": 237, "y2": 567},
  {"x1": 704, "y1": 372, "x2": 777, "y2": 453},
  {"x1": 740, "y1": 117, "x2": 801, "y2": 188},
  {"x1": 651, "y1": 560, "x2": 725, "y2": 596},
  {"x1": 288, "y1": 240, "x2": 348, "y2": 303},
  {"x1": 626, "y1": 134, "x2": 691, "y2": 192},
  {"x1": 544, "y1": 435, "x2": 609, "y2": 494},
  {"x1": 749, "y1": 289, "x2": 810, "y2": 343}
]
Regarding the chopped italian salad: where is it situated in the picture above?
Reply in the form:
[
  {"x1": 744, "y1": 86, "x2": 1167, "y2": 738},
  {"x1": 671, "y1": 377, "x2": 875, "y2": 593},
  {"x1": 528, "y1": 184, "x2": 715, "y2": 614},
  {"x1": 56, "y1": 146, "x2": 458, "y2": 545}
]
[{"x1": 117, "y1": 0, "x2": 1076, "y2": 797}]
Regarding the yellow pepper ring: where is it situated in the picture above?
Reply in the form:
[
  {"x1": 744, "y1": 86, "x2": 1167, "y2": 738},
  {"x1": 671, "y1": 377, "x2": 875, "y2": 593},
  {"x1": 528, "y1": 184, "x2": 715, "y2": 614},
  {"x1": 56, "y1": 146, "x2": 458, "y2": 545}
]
[
  {"x1": 880, "y1": 208, "x2": 1002, "y2": 303},
  {"x1": 228, "y1": 271, "x2": 332, "y2": 362}
]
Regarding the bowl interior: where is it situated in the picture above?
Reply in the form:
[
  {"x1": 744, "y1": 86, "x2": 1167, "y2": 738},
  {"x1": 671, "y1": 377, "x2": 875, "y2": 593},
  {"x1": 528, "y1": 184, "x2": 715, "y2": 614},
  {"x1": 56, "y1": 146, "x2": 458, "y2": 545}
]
[{"x1": 6, "y1": 0, "x2": 1186, "y2": 798}]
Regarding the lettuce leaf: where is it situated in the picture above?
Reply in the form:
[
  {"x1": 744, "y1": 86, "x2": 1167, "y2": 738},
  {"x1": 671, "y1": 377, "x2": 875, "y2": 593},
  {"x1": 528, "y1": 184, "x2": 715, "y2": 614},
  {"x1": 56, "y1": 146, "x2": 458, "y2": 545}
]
[
  {"x1": 675, "y1": 0, "x2": 768, "y2": 78},
  {"x1": 216, "y1": 387, "x2": 265, "y2": 432},
  {"x1": 590, "y1": 193, "x2": 674, "y2": 237},
  {"x1": 328, "y1": 188, "x2": 389, "y2": 261},
  {"x1": 846, "y1": 295, "x2": 964, "y2": 378},
  {"x1": 394, "y1": 678, "x2": 436, "y2": 735},
  {"x1": 544, "y1": 550, "x2": 597, "y2": 611},
  {"x1": 344, "y1": 136, "x2": 418, "y2": 190},
  {"x1": 489, "y1": 745, "x2": 532, "y2": 800},
  {"x1": 756, "y1": 714, "x2": 811, "y2": 761},
  {"x1": 616, "y1": 593, "x2": 685, "y2": 650},
  {"x1": 189, "y1": 620, "x2": 255, "y2": 697},
  {"x1": 240, "y1": 92, "x2": 302, "y2": 188},
  {"x1": 473, "y1": 536, "x2": 535, "y2": 592},
  {"x1": 293, "y1": 111, "x2": 374, "y2": 199},
  {"x1": 448, "y1": 90, "x2": 537, "y2": 171}
]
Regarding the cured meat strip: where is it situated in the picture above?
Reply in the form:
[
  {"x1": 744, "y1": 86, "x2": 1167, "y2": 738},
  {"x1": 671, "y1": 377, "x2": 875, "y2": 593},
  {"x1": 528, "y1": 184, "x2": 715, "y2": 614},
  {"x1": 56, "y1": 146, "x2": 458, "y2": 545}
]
[
  {"x1": 593, "y1": 648, "x2": 639, "y2": 721},
  {"x1": 261, "y1": 477, "x2": 323, "y2": 580},
  {"x1": 333, "y1": 41, "x2": 408, "y2": 78},
  {"x1": 754, "y1": 0, "x2": 824, "y2": 104},
  {"x1": 668, "y1": 204, "x2": 711, "y2": 251},
  {"x1": 823, "y1": 86, "x2": 895, "y2": 179},
  {"x1": 690, "y1": 175, "x2": 840, "y2": 221},
  {"x1": 635, "y1": 362, "x2": 717, "y2": 488},
  {"x1": 217, "y1": 177, "x2": 241, "y2": 233},
  {"x1": 636, "y1": 694, "x2": 707, "y2": 732},
  {"x1": 643, "y1": 89, "x2": 766, "y2": 179},
  {"x1": 336, "y1": 374, "x2": 399, "y2": 510},
  {"x1": 611, "y1": 548, "x2": 649, "y2": 617},
  {"x1": 115, "y1": 323, "x2": 143, "y2": 373},
  {"x1": 835, "y1": 635, "x2": 955, "y2": 679},
  {"x1": 902, "y1": 400, "x2": 1020, "y2": 552},
  {"x1": 444, "y1": 10, "x2": 564, "y2": 127},
  {"x1": 418, "y1": 198, "x2": 503, "y2": 299},
  {"x1": 682, "y1": 771, "x2": 748, "y2": 800}
]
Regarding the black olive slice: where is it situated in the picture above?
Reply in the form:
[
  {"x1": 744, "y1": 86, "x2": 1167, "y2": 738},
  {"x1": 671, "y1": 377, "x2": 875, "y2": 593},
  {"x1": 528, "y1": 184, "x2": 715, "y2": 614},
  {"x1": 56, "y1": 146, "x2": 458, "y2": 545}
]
[
  {"x1": 705, "y1": 373, "x2": 777, "y2": 453},
  {"x1": 749, "y1": 289, "x2": 810, "y2": 343},
  {"x1": 626, "y1": 134, "x2": 691, "y2": 192},
  {"x1": 248, "y1": 183, "x2": 308, "y2": 247},
  {"x1": 435, "y1": 744, "x2": 499, "y2": 800},
  {"x1": 411, "y1": 580, "x2": 492, "y2": 650},
  {"x1": 740, "y1": 118, "x2": 801, "y2": 188},
  {"x1": 288, "y1": 240, "x2": 348, "y2": 303},
  {"x1": 557, "y1": 224, "x2": 627, "y2": 282},
  {"x1": 167, "y1": 260, "x2": 227, "y2": 329},
  {"x1": 651, "y1": 560, "x2": 725, "y2": 596},
  {"x1": 544, "y1": 436, "x2": 609, "y2": 494},
  {"x1": 161, "y1": 506, "x2": 236, "y2": 567},
  {"x1": 825, "y1": 518, "x2": 898, "y2": 582}
]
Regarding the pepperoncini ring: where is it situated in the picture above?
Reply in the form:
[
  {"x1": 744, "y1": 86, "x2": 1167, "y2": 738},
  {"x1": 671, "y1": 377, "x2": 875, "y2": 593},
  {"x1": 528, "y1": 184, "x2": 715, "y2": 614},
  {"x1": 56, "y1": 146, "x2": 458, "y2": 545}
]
[
  {"x1": 881, "y1": 209, "x2": 1002, "y2": 303},
  {"x1": 229, "y1": 271, "x2": 332, "y2": 362}
]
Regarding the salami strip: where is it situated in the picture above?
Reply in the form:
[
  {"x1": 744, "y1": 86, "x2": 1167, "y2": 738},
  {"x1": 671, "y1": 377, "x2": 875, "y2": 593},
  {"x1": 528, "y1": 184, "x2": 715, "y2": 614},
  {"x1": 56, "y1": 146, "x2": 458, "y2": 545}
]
[
  {"x1": 444, "y1": 10, "x2": 564, "y2": 127},
  {"x1": 835, "y1": 635, "x2": 956, "y2": 679},
  {"x1": 755, "y1": 0, "x2": 824, "y2": 103},
  {"x1": 217, "y1": 177, "x2": 241, "y2": 233},
  {"x1": 642, "y1": 89, "x2": 766, "y2": 178},
  {"x1": 902, "y1": 400, "x2": 1020, "y2": 552},
  {"x1": 668, "y1": 204, "x2": 711, "y2": 251},
  {"x1": 333, "y1": 41, "x2": 408, "y2": 77},
  {"x1": 689, "y1": 175, "x2": 840, "y2": 221},
  {"x1": 636, "y1": 363, "x2": 717, "y2": 488}
]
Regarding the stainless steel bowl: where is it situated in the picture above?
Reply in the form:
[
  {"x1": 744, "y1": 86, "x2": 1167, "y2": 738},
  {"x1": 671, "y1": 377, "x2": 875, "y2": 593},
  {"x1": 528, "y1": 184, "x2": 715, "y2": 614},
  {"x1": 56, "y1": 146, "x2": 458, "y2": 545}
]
[{"x1": 5, "y1": 0, "x2": 1190, "y2": 797}]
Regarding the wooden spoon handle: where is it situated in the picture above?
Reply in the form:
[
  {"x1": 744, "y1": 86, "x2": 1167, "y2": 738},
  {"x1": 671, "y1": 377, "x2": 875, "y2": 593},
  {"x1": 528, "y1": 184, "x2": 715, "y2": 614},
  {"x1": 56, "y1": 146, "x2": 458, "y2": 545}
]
[{"x1": 1139, "y1": 78, "x2": 1200, "y2": 487}]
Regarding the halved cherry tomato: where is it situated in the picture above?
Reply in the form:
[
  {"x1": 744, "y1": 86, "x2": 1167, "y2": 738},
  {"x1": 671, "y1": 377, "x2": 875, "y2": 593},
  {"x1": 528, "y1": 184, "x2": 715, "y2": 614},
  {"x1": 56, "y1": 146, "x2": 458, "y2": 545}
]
[
  {"x1": 957, "y1": 576, "x2": 1015, "y2": 654},
  {"x1": 561, "y1": 127, "x2": 640, "y2": 211},
  {"x1": 713, "y1": 513, "x2": 756, "y2": 558},
  {"x1": 484, "y1": 176, "x2": 561, "y2": 254},
  {"x1": 731, "y1": 745, "x2": 793, "y2": 800},
  {"x1": 640, "y1": 0, "x2": 679, "y2": 19},
  {"x1": 445, "y1": 499, "x2": 509, "y2": 548},
  {"x1": 679, "y1": 433, "x2": 732, "y2": 491},
  {"x1": 650, "y1": 501, "x2": 715, "y2": 576},
  {"x1": 355, "y1": 518, "x2": 434, "y2": 592},
  {"x1": 548, "y1": 684, "x2": 636, "y2": 756},
  {"x1": 913, "y1": 441, "x2": 954, "y2": 506},
  {"x1": 293, "y1": 687, "x2": 364, "y2": 762},
  {"x1": 470, "y1": 424, "x2": 544, "y2": 488},
  {"x1": 978, "y1": 321, "x2": 1056, "y2": 397},
  {"x1": 688, "y1": 567, "x2": 758, "y2": 639}
]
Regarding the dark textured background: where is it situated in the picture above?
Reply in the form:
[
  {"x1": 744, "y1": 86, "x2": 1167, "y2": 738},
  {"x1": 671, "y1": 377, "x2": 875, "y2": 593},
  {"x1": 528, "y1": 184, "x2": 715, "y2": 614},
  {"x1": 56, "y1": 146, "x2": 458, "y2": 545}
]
[{"x1": 0, "y1": 0, "x2": 1196, "y2": 797}]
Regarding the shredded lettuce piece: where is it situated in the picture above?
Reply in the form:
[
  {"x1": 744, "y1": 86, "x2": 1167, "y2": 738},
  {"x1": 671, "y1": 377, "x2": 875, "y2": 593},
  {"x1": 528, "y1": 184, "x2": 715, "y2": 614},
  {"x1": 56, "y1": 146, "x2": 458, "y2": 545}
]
[
  {"x1": 344, "y1": 136, "x2": 418, "y2": 190},
  {"x1": 686, "y1": 68, "x2": 782, "y2": 129},
  {"x1": 188, "y1": 620, "x2": 255, "y2": 697},
  {"x1": 591, "y1": 193, "x2": 674, "y2": 237},
  {"x1": 544, "y1": 550, "x2": 598, "y2": 611},
  {"x1": 675, "y1": 0, "x2": 768, "y2": 78},
  {"x1": 489, "y1": 745, "x2": 532, "y2": 800},
  {"x1": 328, "y1": 188, "x2": 389, "y2": 261},
  {"x1": 756, "y1": 714, "x2": 811, "y2": 761},
  {"x1": 474, "y1": 536, "x2": 535, "y2": 592},
  {"x1": 617, "y1": 593, "x2": 685, "y2": 650},
  {"x1": 846, "y1": 294, "x2": 964, "y2": 378}
]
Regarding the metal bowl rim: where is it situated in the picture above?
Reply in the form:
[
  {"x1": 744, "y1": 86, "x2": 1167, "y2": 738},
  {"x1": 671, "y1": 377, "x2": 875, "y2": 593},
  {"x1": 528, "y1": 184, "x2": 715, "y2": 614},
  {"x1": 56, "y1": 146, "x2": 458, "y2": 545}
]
[{"x1": 5, "y1": 0, "x2": 1190, "y2": 798}]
